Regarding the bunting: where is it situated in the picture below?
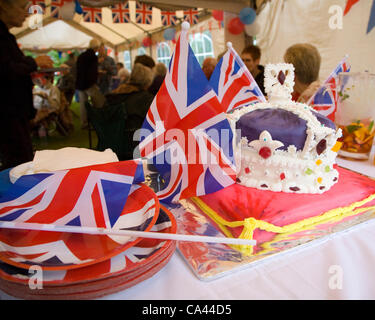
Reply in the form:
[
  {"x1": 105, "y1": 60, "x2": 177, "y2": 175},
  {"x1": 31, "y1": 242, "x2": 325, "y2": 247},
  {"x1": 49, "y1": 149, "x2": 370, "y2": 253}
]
[
  {"x1": 82, "y1": 6, "x2": 102, "y2": 23},
  {"x1": 50, "y1": 0, "x2": 68, "y2": 19},
  {"x1": 343, "y1": 0, "x2": 360, "y2": 15},
  {"x1": 111, "y1": 2, "x2": 131, "y2": 23},
  {"x1": 135, "y1": 1, "x2": 153, "y2": 24},
  {"x1": 161, "y1": 10, "x2": 178, "y2": 26},
  {"x1": 367, "y1": 0, "x2": 375, "y2": 34},
  {"x1": 183, "y1": 8, "x2": 199, "y2": 25}
]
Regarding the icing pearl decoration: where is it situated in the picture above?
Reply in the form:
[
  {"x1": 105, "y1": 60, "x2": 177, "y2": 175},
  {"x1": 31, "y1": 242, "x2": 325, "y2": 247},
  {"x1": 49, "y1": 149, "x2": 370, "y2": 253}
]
[{"x1": 231, "y1": 62, "x2": 341, "y2": 194}]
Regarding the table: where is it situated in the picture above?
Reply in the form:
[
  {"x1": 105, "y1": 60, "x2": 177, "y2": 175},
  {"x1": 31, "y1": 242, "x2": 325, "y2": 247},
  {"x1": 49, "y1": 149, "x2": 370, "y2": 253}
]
[{"x1": 1, "y1": 158, "x2": 375, "y2": 300}]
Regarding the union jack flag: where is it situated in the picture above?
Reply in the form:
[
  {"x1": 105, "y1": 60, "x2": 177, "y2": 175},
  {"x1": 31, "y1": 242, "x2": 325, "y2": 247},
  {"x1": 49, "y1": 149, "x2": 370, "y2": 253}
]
[
  {"x1": 0, "y1": 160, "x2": 144, "y2": 228},
  {"x1": 82, "y1": 6, "x2": 102, "y2": 23},
  {"x1": 209, "y1": 44, "x2": 266, "y2": 112},
  {"x1": 50, "y1": 0, "x2": 68, "y2": 19},
  {"x1": 0, "y1": 207, "x2": 172, "y2": 283},
  {"x1": 183, "y1": 8, "x2": 199, "y2": 25},
  {"x1": 307, "y1": 56, "x2": 350, "y2": 121},
  {"x1": 161, "y1": 10, "x2": 178, "y2": 26},
  {"x1": 135, "y1": 1, "x2": 152, "y2": 25},
  {"x1": 0, "y1": 161, "x2": 147, "y2": 267},
  {"x1": 138, "y1": 25, "x2": 237, "y2": 203},
  {"x1": 111, "y1": 2, "x2": 131, "y2": 23}
]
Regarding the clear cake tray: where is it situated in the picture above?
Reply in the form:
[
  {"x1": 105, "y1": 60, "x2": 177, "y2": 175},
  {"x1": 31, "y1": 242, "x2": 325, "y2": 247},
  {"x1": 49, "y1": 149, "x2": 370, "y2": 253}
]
[{"x1": 144, "y1": 169, "x2": 375, "y2": 281}]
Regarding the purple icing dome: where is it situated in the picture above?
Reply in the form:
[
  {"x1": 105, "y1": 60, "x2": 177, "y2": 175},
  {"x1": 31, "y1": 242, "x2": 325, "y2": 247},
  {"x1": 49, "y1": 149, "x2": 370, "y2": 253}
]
[
  {"x1": 236, "y1": 108, "x2": 336, "y2": 151},
  {"x1": 236, "y1": 108, "x2": 306, "y2": 151}
]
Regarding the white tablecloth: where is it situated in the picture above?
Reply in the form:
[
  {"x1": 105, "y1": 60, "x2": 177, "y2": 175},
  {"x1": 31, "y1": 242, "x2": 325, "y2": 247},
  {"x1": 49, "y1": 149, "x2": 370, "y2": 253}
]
[{"x1": 1, "y1": 158, "x2": 375, "y2": 300}]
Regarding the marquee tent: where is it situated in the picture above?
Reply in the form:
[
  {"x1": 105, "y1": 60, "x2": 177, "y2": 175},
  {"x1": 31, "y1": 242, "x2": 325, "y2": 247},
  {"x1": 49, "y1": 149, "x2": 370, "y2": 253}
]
[{"x1": 10, "y1": 0, "x2": 375, "y2": 79}]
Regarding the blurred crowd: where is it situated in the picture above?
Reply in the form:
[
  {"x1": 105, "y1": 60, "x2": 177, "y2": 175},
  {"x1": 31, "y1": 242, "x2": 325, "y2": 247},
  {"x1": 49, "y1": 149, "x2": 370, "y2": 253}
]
[{"x1": 0, "y1": 0, "x2": 322, "y2": 169}]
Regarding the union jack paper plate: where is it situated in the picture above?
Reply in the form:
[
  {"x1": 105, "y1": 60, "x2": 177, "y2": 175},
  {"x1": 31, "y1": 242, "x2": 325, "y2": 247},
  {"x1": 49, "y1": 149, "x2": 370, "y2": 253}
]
[
  {"x1": 0, "y1": 243, "x2": 176, "y2": 300},
  {"x1": 0, "y1": 205, "x2": 176, "y2": 287},
  {"x1": 0, "y1": 184, "x2": 160, "y2": 271},
  {"x1": 0, "y1": 206, "x2": 177, "y2": 299}
]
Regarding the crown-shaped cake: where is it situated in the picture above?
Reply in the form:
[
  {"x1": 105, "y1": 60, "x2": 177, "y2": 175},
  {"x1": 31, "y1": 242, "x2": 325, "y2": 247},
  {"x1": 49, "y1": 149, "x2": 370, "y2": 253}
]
[{"x1": 230, "y1": 63, "x2": 342, "y2": 194}]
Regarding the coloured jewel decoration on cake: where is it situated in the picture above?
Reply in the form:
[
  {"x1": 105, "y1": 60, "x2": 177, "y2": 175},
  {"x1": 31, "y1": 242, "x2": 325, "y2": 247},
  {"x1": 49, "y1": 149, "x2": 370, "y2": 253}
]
[{"x1": 231, "y1": 63, "x2": 342, "y2": 194}]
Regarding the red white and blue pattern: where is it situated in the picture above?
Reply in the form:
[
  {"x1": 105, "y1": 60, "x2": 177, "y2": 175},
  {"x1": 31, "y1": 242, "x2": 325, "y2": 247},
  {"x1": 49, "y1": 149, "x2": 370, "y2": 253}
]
[
  {"x1": 111, "y1": 2, "x2": 131, "y2": 23},
  {"x1": 307, "y1": 56, "x2": 351, "y2": 121},
  {"x1": 0, "y1": 207, "x2": 174, "y2": 284},
  {"x1": 0, "y1": 160, "x2": 144, "y2": 229},
  {"x1": 135, "y1": 1, "x2": 153, "y2": 24},
  {"x1": 82, "y1": 6, "x2": 102, "y2": 23},
  {"x1": 161, "y1": 10, "x2": 178, "y2": 26},
  {"x1": 183, "y1": 8, "x2": 199, "y2": 25},
  {"x1": 50, "y1": 0, "x2": 68, "y2": 19},
  {"x1": 139, "y1": 26, "x2": 237, "y2": 203},
  {"x1": 209, "y1": 45, "x2": 266, "y2": 112},
  {"x1": 0, "y1": 183, "x2": 159, "y2": 269}
]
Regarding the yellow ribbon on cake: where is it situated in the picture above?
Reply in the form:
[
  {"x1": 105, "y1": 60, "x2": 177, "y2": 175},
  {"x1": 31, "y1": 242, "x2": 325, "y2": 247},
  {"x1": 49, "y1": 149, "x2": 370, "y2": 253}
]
[{"x1": 191, "y1": 193, "x2": 375, "y2": 256}]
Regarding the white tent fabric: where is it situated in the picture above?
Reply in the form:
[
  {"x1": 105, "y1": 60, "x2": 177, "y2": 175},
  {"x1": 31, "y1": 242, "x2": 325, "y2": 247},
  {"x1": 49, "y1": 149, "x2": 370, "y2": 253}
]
[
  {"x1": 17, "y1": 20, "x2": 92, "y2": 51},
  {"x1": 256, "y1": 0, "x2": 375, "y2": 79}
]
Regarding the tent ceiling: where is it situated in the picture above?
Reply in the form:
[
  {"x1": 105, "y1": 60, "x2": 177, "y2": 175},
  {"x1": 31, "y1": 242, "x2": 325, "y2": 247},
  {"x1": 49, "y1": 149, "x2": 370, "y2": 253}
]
[
  {"x1": 79, "y1": 0, "x2": 258, "y2": 13},
  {"x1": 12, "y1": 2, "x2": 213, "y2": 52},
  {"x1": 11, "y1": 0, "x2": 271, "y2": 52}
]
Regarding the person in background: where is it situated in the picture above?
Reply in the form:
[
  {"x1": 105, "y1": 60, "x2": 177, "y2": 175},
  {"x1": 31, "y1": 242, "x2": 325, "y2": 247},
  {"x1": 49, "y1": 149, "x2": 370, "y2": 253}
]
[
  {"x1": 134, "y1": 54, "x2": 156, "y2": 70},
  {"x1": 65, "y1": 52, "x2": 77, "y2": 79},
  {"x1": 202, "y1": 57, "x2": 217, "y2": 80},
  {"x1": 284, "y1": 43, "x2": 321, "y2": 103},
  {"x1": 117, "y1": 68, "x2": 130, "y2": 85},
  {"x1": 31, "y1": 72, "x2": 60, "y2": 128},
  {"x1": 76, "y1": 39, "x2": 105, "y2": 129},
  {"x1": 0, "y1": 0, "x2": 51, "y2": 170},
  {"x1": 112, "y1": 62, "x2": 129, "y2": 90},
  {"x1": 57, "y1": 63, "x2": 75, "y2": 106},
  {"x1": 148, "y1": 62, "x2": 167, "y2": 96},
  {"x1": 97, "y1": 43, "x2": 117, "y2": 95},
  {"x1": 116, "y1": 62, "x2": 124, "y2": 73},
  {"x1": 109, "y1": 63, "x2": 154, "y2": 159},
  {"x1": 241, "y1": 45, "x2": 266, "y2": 95}
]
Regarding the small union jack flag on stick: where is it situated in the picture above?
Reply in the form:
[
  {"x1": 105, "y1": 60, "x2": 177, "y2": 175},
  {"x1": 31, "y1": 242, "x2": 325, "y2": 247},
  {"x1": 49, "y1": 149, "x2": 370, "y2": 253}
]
[
  {"x1": 82, "y1": 6, "x2": 102, "y2": 23},
  {"x1": 183, "y1": 8, "x2": 199, "y2": 25},
  {"x1": 0, "y1": 160, "x2": 146, "y2": 267},
  {"x1": 161, "y1": 10, "x2": 178, "y2": 26},
  {"x1": 139, "y1": 22, "x2": 237, "y2": 204},
  {"x1": 307, "y1": 55, "x2": 351, "y2": 121},
  {"x1": 209, "y1": 42, "x2": 266, "y2": 112},
  {"x1": 0, "y1": 160, "x2": 144, "y2": 229},
  {"x1": 111, "y1": 2, "x2": 131, "y2": 23},
  {"x1": 135, "y1": 1, "x2": 153, "y2": 24}
]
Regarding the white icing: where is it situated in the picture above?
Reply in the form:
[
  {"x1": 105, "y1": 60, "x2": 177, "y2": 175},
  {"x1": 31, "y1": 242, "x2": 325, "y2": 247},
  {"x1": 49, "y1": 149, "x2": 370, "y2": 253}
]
[
  {"x1": 230, "y1": 63, "x2": 342, "y2": 194},
  {"x1": 264, "y1": 63, "x2": 295, "y2": 103}
]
